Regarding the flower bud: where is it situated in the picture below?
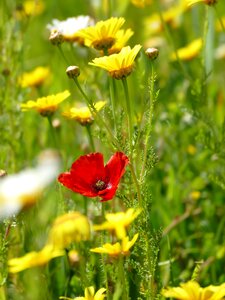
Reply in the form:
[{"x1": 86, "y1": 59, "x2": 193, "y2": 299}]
[
  {"x1": 66, "y1": 65, "x2": 80, "y2": 78},
  {"x1": 145, "y1": 47, "x2": 159, "y2": 60},
  {"x1": 0, "y1": 170, "x2": 7, "y2": 178},
  {"x1": 49, "y1": 29, "x2": 64, "y2": 45}
]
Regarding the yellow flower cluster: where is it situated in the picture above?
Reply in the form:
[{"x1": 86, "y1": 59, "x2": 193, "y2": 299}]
[
  {"x1": 91, "y1": 208, "x2": 141, "y2": 257},
  {"x1": 8, "y1": 211, "x2": 90, "y2": 273}
]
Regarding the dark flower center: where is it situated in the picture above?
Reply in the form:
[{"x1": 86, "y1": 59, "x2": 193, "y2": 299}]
[{"x1": 94, "y1": 180, "x2": 107, "y2": 191}]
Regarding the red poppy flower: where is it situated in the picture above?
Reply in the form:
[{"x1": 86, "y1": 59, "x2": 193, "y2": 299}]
[{"x1": 58, "y1": 152, "x2": 129, "y2": 201}]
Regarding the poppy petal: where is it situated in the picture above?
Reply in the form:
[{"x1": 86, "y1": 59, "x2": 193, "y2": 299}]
[
  {"x1": 105, "y1": 152, "x2": 129, "y2": 187},
  {"x1": 98, "y1": 185, "x2": 118, "y2": 201},
  {"x1": 58, "y1": 172, "x2": 98, "y2": 197}
]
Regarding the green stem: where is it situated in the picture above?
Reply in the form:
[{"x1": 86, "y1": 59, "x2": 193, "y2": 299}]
[
  {"x1": 129, "y1": 163, "x2": 142, "y2": 206},
  {"x1": 47, "y1": 115, "x2": 57, "y2": 148},
  {"x1": 83, "y1": 196, "x2": 88, "y2": 216},
  {"x1": 118, "y1": 256, "x2": 129, "y2": 300},
  {"x1": 202, "y1": 5, "x2": 209, "y2": 78},
  {"x1": 109, "y1": 77, "x2": 117, "y2": 134},
  {"x1": 86, "y1": 125, "x2": 96, "y2": 152},
  {"x1": 100, "y1": 203, "x2": 109, "y2": 296},
  {"x1": 122, "y1": 78, "x2": 133, "y2": 155},
  {"x1": 140, "y1": 62, "x2": 155, "y2": 181},
  {"x1": 73, "y1": 77, "x2": 120, "y2": 150},
  {"x1": 57, "y1": 45, "x2": 70, "y2": 65}
]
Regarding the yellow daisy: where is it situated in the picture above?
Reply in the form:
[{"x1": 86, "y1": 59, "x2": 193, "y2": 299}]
[
  {"x1": 8, "y1": 245, "x2": 64, "y2": 273},
  {"x1": 76, "y1": 17, "x2": 125, "y2": 50},
  {"x1": 18, "y1": 66, "x2": 50, "y2": 88},
  {"x1": 93, "y1": 208, "x2": 142, "y2": 239},
  {"x1": 60, "y1": 286, "x2": 106, "y2": 300},
  {"x1": 90, "y1": 234, "x2": 139, "y2": 257},
  {"x1": 20, "y1": 90, "x2": 70, "y2": 116},
  {"x1": 89, "y1": 45, "x2": 142, "y2": 79},
  {"x1": 171, "y1": 38, "x2": 202, "y2": 61},
  {"x1": 107, "y1": 28, "x2": 134, "y2": 54},
  {"x1": 162, "y1": 281, "x2": 225, "y2": 300},
  {"x1": 47, "y1": 212, "x2": 90, "y2": 250},
  {"x1": 62, "y1": 101, "x2": 106, "y2": 125},
  {"x1": 187, "y1": 0, "x2": 217, "y2": 6}
]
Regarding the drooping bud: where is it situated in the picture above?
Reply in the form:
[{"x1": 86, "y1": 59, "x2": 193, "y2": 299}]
[
  {"x1": 145, "y1": 47, "x2": 159, "y2": 60},
  {"x1": 66, "y1": 65, "x2": 80, "y2": 78},
  {"x1": 49, "y1": 29, "x2": 64, "y2": 45}
]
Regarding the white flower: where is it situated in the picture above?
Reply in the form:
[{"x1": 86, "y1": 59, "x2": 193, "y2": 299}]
[
  {"x1": 47, "y1": 16, "x2": 94, "y2": 42},
  {"x1": 0, "y1": 150, "x2": 61, "y2": 220}
]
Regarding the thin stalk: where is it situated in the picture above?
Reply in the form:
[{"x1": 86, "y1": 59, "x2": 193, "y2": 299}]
[
  {"x1": 86, "y1": 124, "x2": 96, "y2": 152},
  {"x1": 83, "y1": 196, "x2": 88, "y2": 216},
  {"x1": 47, "y1": 115, "x2": 57, "y2": 148},
  {"x1": 73, "y1": 77, "x2": 120, "y2": 150},
  {"x1": 117, "y1": 256, "x2": 129, "y2": 300},
  {"x1": 57, "y1": 45, "x2": 70, "y2": 65},
  {"x1": 129, "y1": 163, "x2": 142, "y2": 206},
  {"x1": 109, "y1": 77, "x2": 117, "y2": 133},
  {"x1": 100, "y1": 203, "x2": 109, "y2": 297},
  {"x1": 122, "y1": 78, "x2": 133, "y2": 155},
  {"x1": 103, "y1": 48, "x2": 117, "y2": 134},
  {"x1": 140, "y1": 62, "x2": 155, "y2": 181},
  {"x1": 202, "y1": 5, "x2": 209, "y2": 78}
]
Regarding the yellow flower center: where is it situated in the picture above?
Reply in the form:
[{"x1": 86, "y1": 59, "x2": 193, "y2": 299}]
[
  {"x1": 92, "y1": 37, "x2": 115, "y2": 50},
  {"x1": 109, "y1": 65, "x2": 133, "y2": 80}
]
